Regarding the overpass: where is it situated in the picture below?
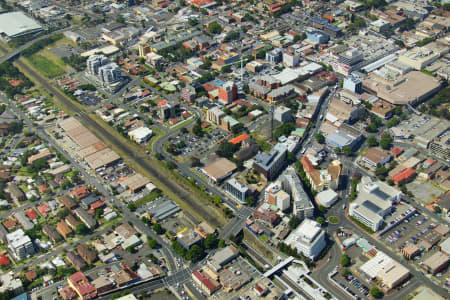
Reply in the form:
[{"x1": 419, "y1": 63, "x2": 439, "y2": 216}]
[
  {"x1": 263, "y1": 256, "x2": 295, "y2": 277},
  {"x1": 0, "y1": 26, "x2": 78, "y2": 64}
]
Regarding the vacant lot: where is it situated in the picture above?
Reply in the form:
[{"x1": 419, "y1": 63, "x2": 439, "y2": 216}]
[
  {"x1": 28, "y1": 54, "x2": 65, "y2": 78},
  {"x1": 406, "y1": 180, "x2": 444, "y2": 204}
]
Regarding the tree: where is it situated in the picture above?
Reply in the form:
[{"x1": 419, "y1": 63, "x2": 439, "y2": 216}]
[
  {"x1": 433, "y1": 206, "x2": 442, "y2": 214},
  {"x1": 316, "y1": 216, "x2": 325, "y2": 225},
  {"x1": 387, "y1": 179, "x2": 395, "y2": 186},
  {"x1": 367, "y1": 136, "x2": 378, "y2": 147},
  {"x1": 152, "y1": 223, "x2": 164, "y2": 234},
  {"x1": 192, "y1": 120, "x2": 204, "y2": 137},
  {"x1": 186, "y1": 245, "x2": 205, "y2": 262},
  {"x1": 75, "y1": 223, "x2": 89, "y2": 235},
  {"x1": 245, "y1": 195, "x2": 255, "y2": 206},
  {"x1": 218, "y1": 239, "x2": 226, "y2": 248},
  {"x1": 221, "y1": 65, "x2": 231, "y2": 73},
  {"x1": 204, "y1": 234, "x2": 218, "y2": 249},
  {"x1": 190, "y1": 156, "x2": 201, "y2": 167},
  {"x1": 188, "y1": 18, "x2": 198, "y2": 26},
  {"x1": 288, "y1": 215, "x2": 300, "y2": 229},
  {"x1": 341, "y1": 268, "x2": 350, "y2": 277},
  {"x1": 375, "y1": 166, "x2": 388, "y2": 180},
  {"x1": 293, "y1": 33, "x2": 307, "y2": 43},
  {"x1": 370, "y1": 286, "x2": 381, "y2": 298},
  {"x1": 342, "y1": 146, "x2": 352, "y2": 156},
  {"x1": 216, "y1": 142, "x2": 239, "y2": 159},
  {"x1": 340, "y1": 254, "x2": 350, "y2": 267},
  {"x1": 148, "y1": 237, "x2": 158, "y2": 248},
  {"x1": 315, "y1": 133, "x2": 325, "y2": 144},
  {"x1": 208, "y1": 22, "x2": 223, "y2": 34},
  {"x1": 166, "y1": 161, "x2": 176, "y2": 170},
  {"x1": 155, "y1": 153, "x2": 163, "y2": 160},
  {"x1": 380, "y1": 133, "x2": 393, "y2": 150}
]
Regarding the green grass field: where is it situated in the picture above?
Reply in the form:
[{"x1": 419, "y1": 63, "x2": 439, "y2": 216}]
[{"x1": 28, "y1": 54, "x2": 65, "y2": 78}]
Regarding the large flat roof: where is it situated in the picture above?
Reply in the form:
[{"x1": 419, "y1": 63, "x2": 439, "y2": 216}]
[
  {"x1": 363, "y1": 71, "x2": 441, "y2": 105},
  {"x1": 0, "y1": 12, "x2": 42, "y2": 38},
  {"x1": 202, "y1": 158, "x2": 237, "y2": 181}
]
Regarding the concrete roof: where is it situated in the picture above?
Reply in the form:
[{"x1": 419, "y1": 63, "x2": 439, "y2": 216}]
[{"x1": 0, "y1": 12, "x2": 42, "y2": 38}]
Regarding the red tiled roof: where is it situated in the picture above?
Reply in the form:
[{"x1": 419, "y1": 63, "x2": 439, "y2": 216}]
[
  {"x1": 37, "y1": 204, "x2": 51, "y2": 216},
  {"x1": 192, "y1": 270, "x2": 216, "y2": 292},
  {"x1": 0, "y1": 254, "x2": 10, "y2": 265},
  {"x1": 89, "y1": 200, "x2": 104, "y2": 210},
  {"x1": 425, "y1": 159, "x2": 436, "y2": 165},
  {"x1": 38, "y1": 184, "x2": 48, "y2": 193},
  {"x1": 68, "y1": 272, "x2": 97, "y2": 298},
  {"x1": 158, "y1": 100, "x2": 168, "y2": 106},
  {"x1": 8, "y1": 79, "x2": 24, "y2": 87},
  {"x1": 301, "y1": 156, "x2": 315, "y2": 173},
  {"x1": 393, "y1": 167, "x2": 416, "y2": 183},
  {"x1": 141, "y1": 90, "x2": 150, "y2": 97},
  {"x1": 3, "y1": 219, "x2": 16, "y2": 230},
  {"x1": 391, "y1": 147, "x2": 403, "y2": 156},
  {"x1": 25, "y1": 209, "x2": 39, "y2": 220},
  {"x1": 228, "y1": 134, "x2": 249, "y2": 145},
  {"x1": 203, "y1": 84, "x2": 217, "y2": 92}
]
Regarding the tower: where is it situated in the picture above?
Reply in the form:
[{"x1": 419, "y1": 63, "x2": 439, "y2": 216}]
[{"x1": 270, "y1": 104, "x2": 274, "y2": 142}]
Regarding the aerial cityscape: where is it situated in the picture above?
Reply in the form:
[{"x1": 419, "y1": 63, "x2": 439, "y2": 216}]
[{"x1": 0, "y1": 0, "x2": 448, "y2": 299}]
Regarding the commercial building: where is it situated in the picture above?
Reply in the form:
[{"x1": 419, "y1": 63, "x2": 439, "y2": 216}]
[
  {"x1": 283, "y1": 50, "x2": 300, "y2": 67},
  {"x1": 6, "y1": 229, "x2": 34, "y2": 260},
  {"x1": 316, "y1": 189, "x2": 338, "y2": 207},
  {"x1": 265, "y1": 182, "x2": 290, "y2": 211},
  {"x1": 423, "y1": 252, "x2": 449, "y2": 275},
  {"x1": 225, "y1": 178, "x2": 249, "y2": 204},
  {"x1": 274, "y1": 106, "x2": 291, "y2": 123},
  {"x1": 206, "y1": 107, "x2": 225, "y2": 125},
  {"x1": 370, "y1": 19, "x2": 392, "y2": 33},
  {"x1": 177, "y1": 230, "x2": 203, "y2": 250},
  {"x1": 218, "y1": 81, "x2": 237, "y2": 105},
  {"x1": 343, "y1": 76, "x2": 362, "y2": 94},
  {"x1": 208, "y1": 245, "x2": 239, "y2": 271},
  {"x1": 349, "y1": 177, "x2": 402, "y2": 232},
  {"x1": 363, "y1": 71, "x2": 441, "y2": 106},
  {"x1": 360, "y1": 251, "x2": 410, "y2": 289},
  {"x1": 128, "y1": 127, "x2": 153, "y2": 144},
  {"x1": 148, "y1": 200, "x2": 180, "y2": 222},
  {"x1": 266, "y1": 48, "x2": 283, "y2": 64},
  {"x1": 325, "y1": 124, "x2": 363, "y2": 150},
  {"x1": 0, "y1": 11, "x2": 42, "y2": 38},
  {"x1": 285, "y1": 219, "x2": 326, "y2": 260},
  {"x1": 281, "y1": 166, "x2": 314, "y2": 219},
  {"x1": 202, "y1": 158, "x2": 237, "y2": 183},
  {"x1": 361, "y1": 148, "x2": 392, "y2": 169},
  {"x1": 398, "y1": 45, "x2": 448, "y2": 70},
  {"x1": 192, "y1": 269, "x2": 221, "y2": 296},
  {"x1": 306, "y1": 31, "x2": 329, "y2": 44},
  {"x1": 301, "y1": 156, "x2": 341, "y2": 192},
  {"x1": 253, "y1": 143, "x2": 288, "y2": 180},
  {"x1": 68, "y1": 272, "x2": 97, "y2": 300},
  {"x1": 267, "y1": 85, "x2": 295, "y2": 102}
]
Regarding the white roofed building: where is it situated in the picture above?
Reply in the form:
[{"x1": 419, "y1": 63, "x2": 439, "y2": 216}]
[
  {"x1": 128, "y1": 127, "x2": 153, "y2": 143},
  {"x1": 285, "y1": 219, "x2": 326, "y2": 260}
]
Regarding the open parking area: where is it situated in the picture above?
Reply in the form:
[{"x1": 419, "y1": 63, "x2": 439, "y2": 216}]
[{"x1": 168, "y1": 128, "x2": 230, "y2": 161}]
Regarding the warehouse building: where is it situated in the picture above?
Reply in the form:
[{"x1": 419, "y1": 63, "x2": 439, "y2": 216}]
[
  {"x1": 360, "y1": 250, "x2": 409, "y2": 289},
  {"x1": 0, "y1": 11, "x2": 42, "y2": 38}
]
